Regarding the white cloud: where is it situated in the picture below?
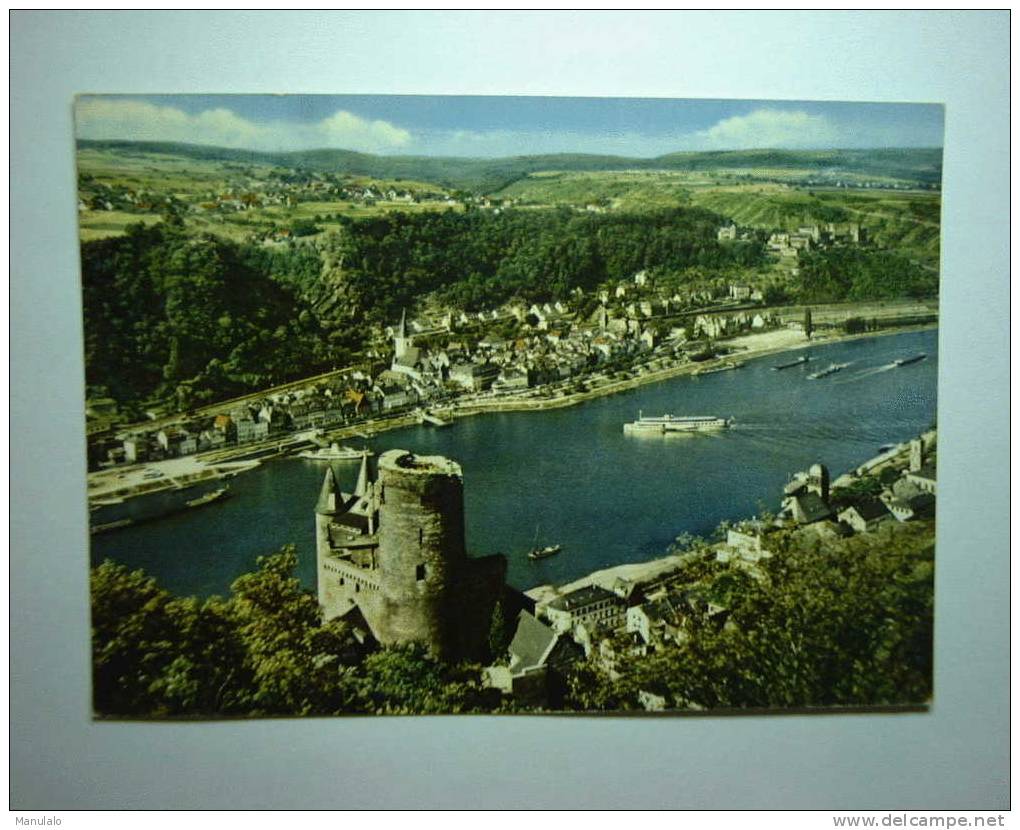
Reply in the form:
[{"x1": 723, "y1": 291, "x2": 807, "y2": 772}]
[
  {"x1": 74, "y1": 98, "x2": 412, "y2": 153},
  {"x1": 693, "y1": 109, "x2": 841, "y2": 150}
]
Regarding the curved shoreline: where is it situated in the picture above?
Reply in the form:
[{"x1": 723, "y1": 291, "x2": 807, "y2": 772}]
[
  {"x1": 402, "y1": 321, "x2": 937, "y2": 421},
  {"x1": 88, "y1": 322, "x2": 936, "y2": 505}
]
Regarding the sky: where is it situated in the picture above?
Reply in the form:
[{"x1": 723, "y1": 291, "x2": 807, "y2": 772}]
[{"x1": 75, "y1": 94, "x2": 944, "y2": 157}]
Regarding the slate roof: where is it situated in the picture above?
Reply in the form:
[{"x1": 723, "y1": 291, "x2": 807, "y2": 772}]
[
  {"x1": 905, "y1": 493, "x2": 936, "y2": 517},
  {"x1": 548, "y1": 584, "x2": 618, "y2": 612},
  {"x1": 784, "y1": 478, "x2": 808, "y2": 496},
  {"x1": 852, "y1": 498, "x2": 890, "y2": 521},
  {"x1": 508, "y1": 611, "x2": 558, "y2": 673},
  {"x1": 794, "y1": 492, "x2": 832, "y2": 524}
]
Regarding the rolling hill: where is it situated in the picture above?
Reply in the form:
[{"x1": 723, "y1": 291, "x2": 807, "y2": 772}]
[{"x1": 77, "y1": 140, "x2": 942, "y2": 193}]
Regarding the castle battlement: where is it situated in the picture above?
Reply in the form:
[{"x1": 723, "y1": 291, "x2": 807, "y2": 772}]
[{"x1": 315, "y1": 448, "x2": 506, "y2": 662}]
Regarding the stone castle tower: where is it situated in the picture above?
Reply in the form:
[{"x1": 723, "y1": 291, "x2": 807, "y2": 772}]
[{"x1": 316, "y1": 449, "x2": 506, "y2": 662}]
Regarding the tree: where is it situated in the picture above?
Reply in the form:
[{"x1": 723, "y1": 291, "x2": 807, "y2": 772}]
[
  {"x1": 487, "y1": 600, "x2": 512, "y2": 661},
  {"x1": 90, "y1": 547, "x2": 501, "y2": 718},
  {"x1": 566, "y1": 523, "x2": 933, "y2": 711},
  {"x1": 843, "y1": 316, "x2": 866, "y2": 334}
]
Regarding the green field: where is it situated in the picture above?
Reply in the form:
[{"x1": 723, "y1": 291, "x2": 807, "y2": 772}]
[
  {"x1": 494, "y1": 170, "x2": 698, "y2": 210},
  {"x1": 78, "y1": 210, "x2": 163, "y2": 241},
  {"x1": 76, "y1": 144, "x2": 941, "y2": 268},
  {"x1": 76, "y1": 148, "x2": 462, "y2": 243}
]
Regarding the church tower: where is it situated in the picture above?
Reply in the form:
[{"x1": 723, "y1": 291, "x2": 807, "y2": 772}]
[{"x1": 393, "y1": 308, "x2": 412, "y2": 362}]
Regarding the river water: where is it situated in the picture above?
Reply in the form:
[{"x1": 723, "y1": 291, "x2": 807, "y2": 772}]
[{"x1": 91, "y1": 328, "x2": 938, "y2": 597}]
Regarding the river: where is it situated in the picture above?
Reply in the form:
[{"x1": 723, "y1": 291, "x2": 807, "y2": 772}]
[{"x1": 90, "y1": 328, "x2": 938, "y2": 596}]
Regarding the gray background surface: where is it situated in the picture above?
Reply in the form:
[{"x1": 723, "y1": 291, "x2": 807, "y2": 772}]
[{"x1": 10, "y1": 11, "x2": 1010, "y2": 809}]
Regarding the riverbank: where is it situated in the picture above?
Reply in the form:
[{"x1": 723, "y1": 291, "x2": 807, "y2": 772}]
[
  {"x1": 87, "y1": 321, "x2": 936, "y2": 506},
  {"x1": 524, "y1": 426, "x2": 935, "y2": 605},
  {"x1": 86, "y1": 457, "x2": 260, "y2": 504},
  {"x1": 438, "y1": 321, "x2": 936, "y2": 417}
]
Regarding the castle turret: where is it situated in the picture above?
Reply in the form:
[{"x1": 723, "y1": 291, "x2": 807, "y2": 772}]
[
  {"x1": 316, "y1": 467, "x2": 342, "y2": 515},
  {"x1": 315, "y1": 467, "x2": 343, "y2": 611},
  {"x1": 314, "y1": 448, "x2": 505, "y2": 662},
  {"x1": 354, "y1": 453, "x2": 370, "y2": 498},
  {"x1": 372, "y1": 451, "x2": 467, "y2": 656}
]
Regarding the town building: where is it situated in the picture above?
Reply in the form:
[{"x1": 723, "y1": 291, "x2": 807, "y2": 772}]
[
  {"x1": 449, "y1": 362, "x2": 499, "y2": 392},
  {"x1": 491, "y1": 610, "x2": 584, "y2": 708},
  {"x1": 886, "y1": 493, "x2": 936, "y2": 523},
  {"x1": 627, "y1": 590, "x2": 688, "y2": 648},
  {"x1": 838, "y1": 498, "x2": 892, "y2": 533},
  {"x1": 905, "y1": 463, "x2": 937, "y2": 495},
  {"x1": 543, "y1": 585, "x2": 626, "y2": 635}
]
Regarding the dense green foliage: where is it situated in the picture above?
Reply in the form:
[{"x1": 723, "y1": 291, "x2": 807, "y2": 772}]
[
  {"x1": 90, "y1": 547, "x2": 498, "y2": 717},
  {"x1": 565, "y1": 523, "x2": 934, "y2": 710},
  {"x1": 92, "y1": 521, "x2": 933, "y2": 716},
  {"x1": 327, "y1": 206, "x2": 764, "y2": 319},
  {"x1": 80, "y1": 220, "x2": 341, "y2": 410},
  {"x1": 79, "y1": 140, "x2": 943, "y2": 192},
  {"x1": 793, "y1": 248, "x2": 939, "y2": 303}
]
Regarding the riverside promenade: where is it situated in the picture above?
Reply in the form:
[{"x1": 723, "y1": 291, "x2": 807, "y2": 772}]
[{"x1": 87, "y1": 322, "x2": 936, "y2": 507}]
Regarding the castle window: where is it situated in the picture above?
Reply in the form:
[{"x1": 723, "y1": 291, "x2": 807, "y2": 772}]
[
  {"x1": 355, "y1": 583, "x2": 360, "y2": 593},
  {"x1": 416, "y1": 563, "x2": 426, "y2": 582},
  {"x1": 418, "y1": 528, "x2": 424, "y2": 547}
]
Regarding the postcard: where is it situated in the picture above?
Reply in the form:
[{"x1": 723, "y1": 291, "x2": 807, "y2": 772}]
[{"x1": 77, "y1": 94, "x2": 941, "y2": 717}]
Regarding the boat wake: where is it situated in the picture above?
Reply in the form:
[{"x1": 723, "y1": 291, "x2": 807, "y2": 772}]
[{"x1": 831, "y1": 363, "x2": 898, "y2": 385}]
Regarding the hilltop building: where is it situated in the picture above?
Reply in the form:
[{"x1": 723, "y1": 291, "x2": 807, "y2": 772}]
[{"x1": 315, "y1": 449, "x2": 506, "y2": 662}]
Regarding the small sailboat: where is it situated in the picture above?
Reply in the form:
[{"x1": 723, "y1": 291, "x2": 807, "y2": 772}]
[{"x1": 527, "y1": 525, "x2": 563, "y2": 561}]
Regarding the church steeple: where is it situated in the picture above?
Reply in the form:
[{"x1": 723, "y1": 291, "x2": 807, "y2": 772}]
[{"x1": 393, "y1": 308, "x2": 412, "y2": 362}]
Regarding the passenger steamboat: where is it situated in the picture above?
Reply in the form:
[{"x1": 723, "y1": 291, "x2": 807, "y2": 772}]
[
  {"x1": 299, "y1": 443, "x2": 373, "y2": 461},
  {"x1": 623, "y1": 412, "x2": 731, "y2": 434}
]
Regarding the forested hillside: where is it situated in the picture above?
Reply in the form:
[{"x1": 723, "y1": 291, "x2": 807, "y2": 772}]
[
  {"x1": 80, "y1": 219, "x2": 347, "y2": 412},
  {"x1": 321, "y1": 206, "x2": 764, "y2": 321}
]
